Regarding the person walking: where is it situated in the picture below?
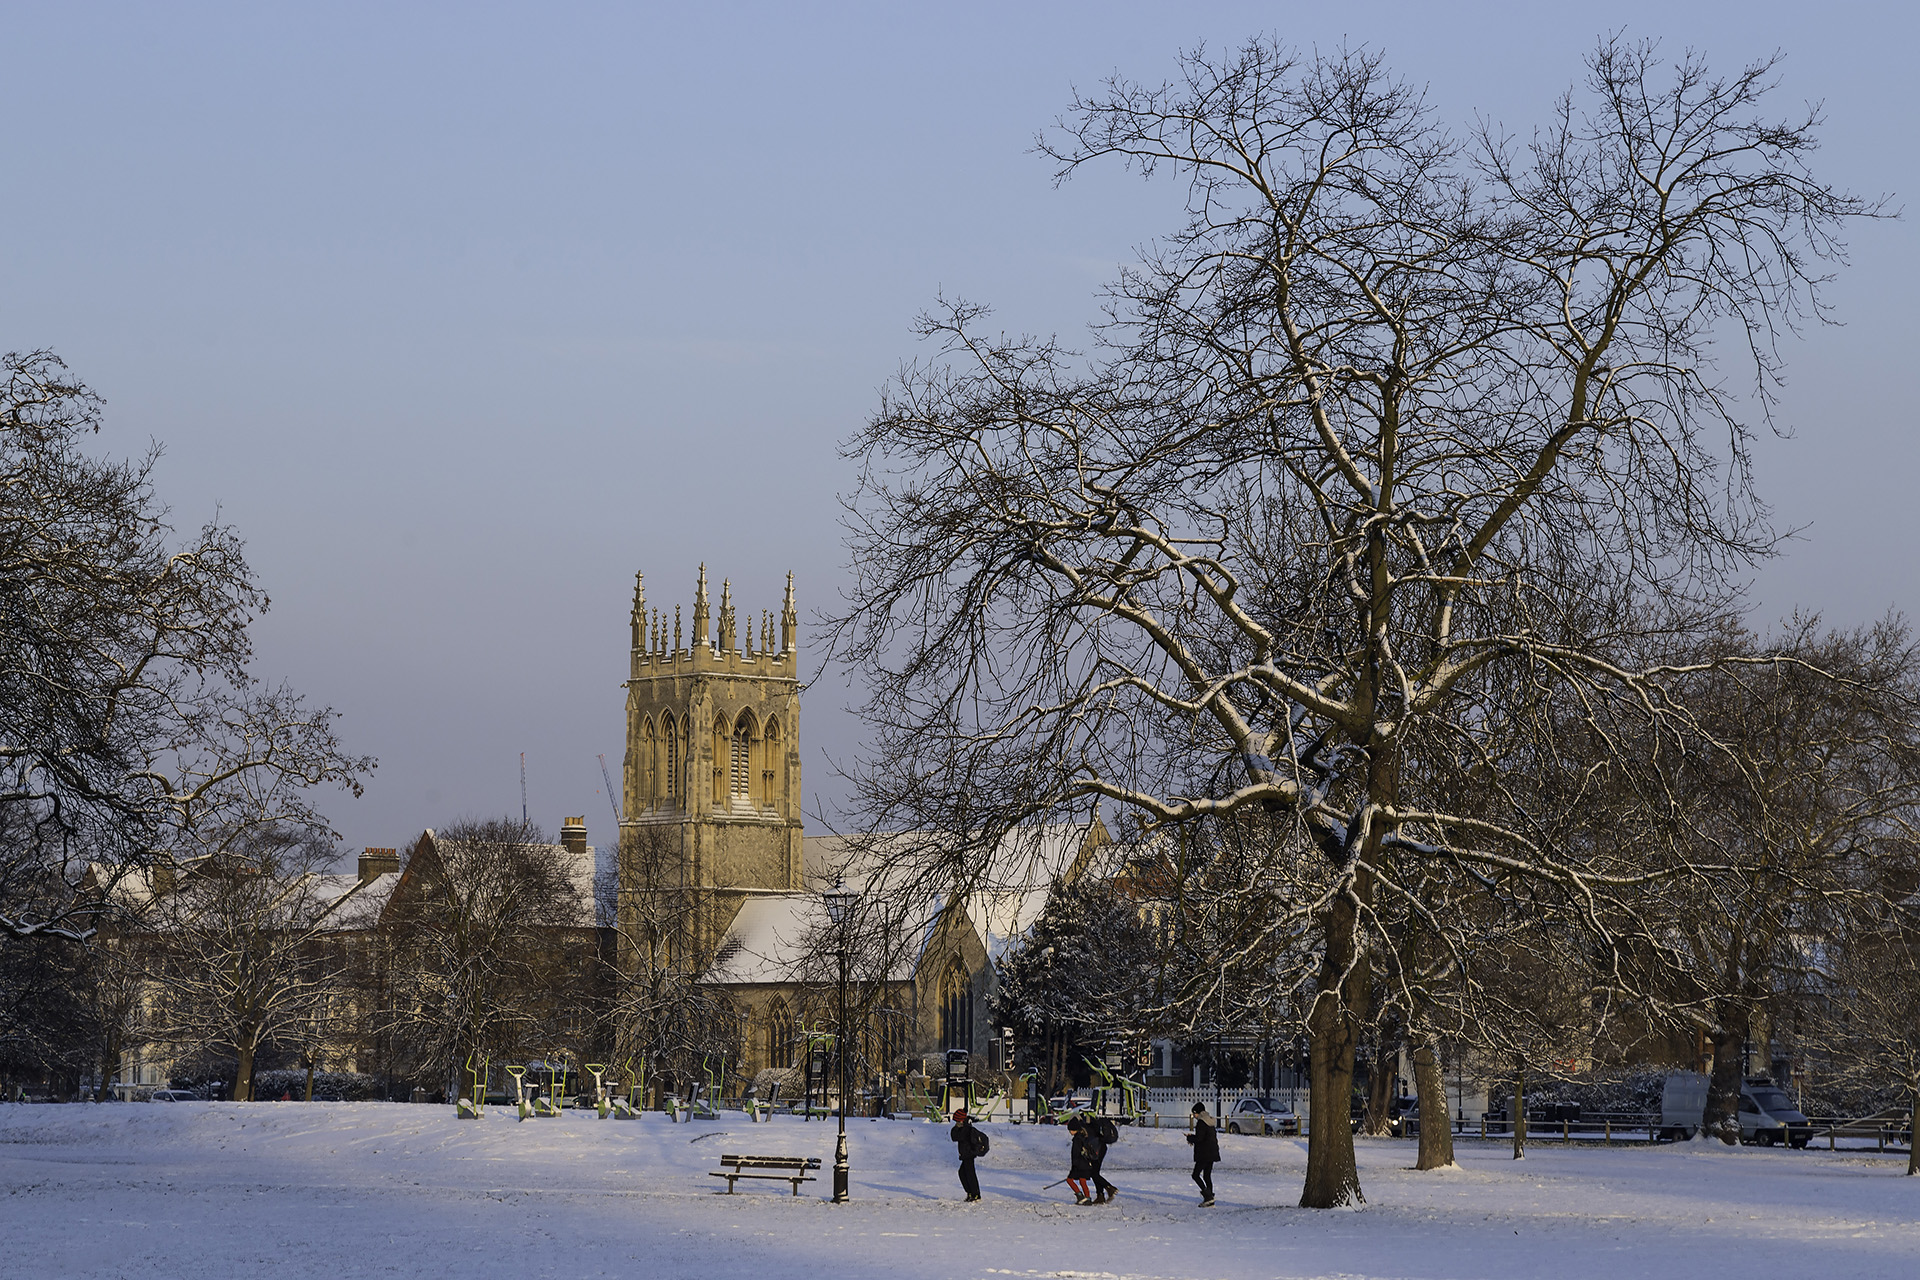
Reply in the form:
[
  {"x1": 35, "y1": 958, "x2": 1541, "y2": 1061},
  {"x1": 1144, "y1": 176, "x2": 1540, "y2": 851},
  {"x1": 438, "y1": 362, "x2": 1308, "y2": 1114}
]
[
  {"x1": 1089, "y1": 1113, "x2": 1119, "y2": 1204},
  {"x1": 1065, "y1": 1115, "x2": 1098, "y2": 1205},
  {"x1": 949, "y1": 1108, "x2": 986, "y2": 1201},
  {"x1": 1187, "y1": 1103, "x2": 1220, "y2": 1206}
]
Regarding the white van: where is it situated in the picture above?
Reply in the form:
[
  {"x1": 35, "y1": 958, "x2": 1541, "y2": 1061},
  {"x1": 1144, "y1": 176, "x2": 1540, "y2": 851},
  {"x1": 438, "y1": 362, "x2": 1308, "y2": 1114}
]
[{"x1": 1660, "y1": 1072, "x2": 1811, "y2": 1146}]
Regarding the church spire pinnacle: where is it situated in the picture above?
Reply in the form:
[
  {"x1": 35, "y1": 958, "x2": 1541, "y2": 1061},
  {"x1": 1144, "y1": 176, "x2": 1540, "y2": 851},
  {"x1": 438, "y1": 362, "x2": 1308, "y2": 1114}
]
[
  {"x1": 692, "y1": 564, "x2": 710, "y2": 651},
  {"x1": 781, "y1": 571, "x2": 797, "y2": 654},
  {"x1": 629, "y1": 571, "x2": 645, "y2": 649}
]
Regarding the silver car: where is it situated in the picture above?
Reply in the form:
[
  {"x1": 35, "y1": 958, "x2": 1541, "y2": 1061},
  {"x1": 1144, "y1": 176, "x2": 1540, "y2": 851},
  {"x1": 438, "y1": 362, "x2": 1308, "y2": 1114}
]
[{"x1": 1226, "y1": 1096, "x2": 1299, "y2": 1135}]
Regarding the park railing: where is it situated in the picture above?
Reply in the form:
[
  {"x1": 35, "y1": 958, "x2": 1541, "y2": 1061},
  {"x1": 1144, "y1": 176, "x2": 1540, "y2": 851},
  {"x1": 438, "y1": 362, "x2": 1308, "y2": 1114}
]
[{"x1": 1804, "y1": 1111, "x2": 1913, "y2": 1152}]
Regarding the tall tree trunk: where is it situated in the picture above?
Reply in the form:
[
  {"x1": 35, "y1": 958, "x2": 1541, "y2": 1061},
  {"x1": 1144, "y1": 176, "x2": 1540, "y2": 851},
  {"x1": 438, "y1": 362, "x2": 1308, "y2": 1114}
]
[
  {"x1": 1704, "y1": 1012, "x2": 1748, "y2": 1145},
  {"x1": 1301, "y1": 891, "x2": 1365, "y2": 1207},
  {"x1": 304, "y1": 1057, "x2": 316, "y2": 1102},
  {"x1": 97, "y1": 1035, "x2": 120, "y2": 1103},
  {"x1": 1511, "y1": 1072, "x2": 1526, "y2": 1160},
  {"x1": 234, "y1": 1043, "x2": 256, "y2": 1102},
  {"x1": 1362, "y1": 1031, "x2": 1394, "y2": 1137},
  {"x1": 1412, "y1": 1036, "x2": 1454, "y2": 1170}
]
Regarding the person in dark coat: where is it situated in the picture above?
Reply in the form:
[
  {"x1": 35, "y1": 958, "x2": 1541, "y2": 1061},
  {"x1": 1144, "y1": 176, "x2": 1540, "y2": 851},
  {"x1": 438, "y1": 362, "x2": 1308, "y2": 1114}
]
[
  {"x1": 1066, "y1": 1115, "x2": 1098, "y2": 1205},
  {"x1": 1088, "y1": 1115, "x2": 1118, "y2": 1204},
  {"x1": 1186, "y1": 1103, "x2": 1219, "y2": 1206},
  {"x1": 949, "y1": 1108, "x2": 984, "y2": 1201}
]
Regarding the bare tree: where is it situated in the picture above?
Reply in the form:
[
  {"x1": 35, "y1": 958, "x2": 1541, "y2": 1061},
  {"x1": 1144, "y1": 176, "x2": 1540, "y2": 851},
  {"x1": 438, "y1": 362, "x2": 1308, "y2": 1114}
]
[
  {"x1": 601, "y1": 823, "x2": 740, "y2": 1102},
  {"x1": 149, "y1": 826, "x2": 359, "y2": 1101},
  {"x1": 1823, "y1": 879, "x2": 1920, "y2": 1176},
  {"x1": 1610, "y1": 620, "x2": 1920, "y2": 1142},
  {"x1": 375, "y1": 818, "x2": 582, "y2": 1096},
  {"x1": 1, "y1": 349, "x2": 372, "y2": 945},
  {"x1": 829, "y1": 38, "x2": 1875, "y2": 1206}
]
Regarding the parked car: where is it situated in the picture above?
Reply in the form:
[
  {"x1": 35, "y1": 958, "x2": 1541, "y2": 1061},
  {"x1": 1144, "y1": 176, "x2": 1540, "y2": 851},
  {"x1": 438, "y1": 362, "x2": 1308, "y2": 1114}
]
[
  {"x1": 1226, "y1": 1096, "x2": 1299, "y2": 1136},
  {"x1": 149, "y1": 1089, "x2": 195, "y2": 1103}
]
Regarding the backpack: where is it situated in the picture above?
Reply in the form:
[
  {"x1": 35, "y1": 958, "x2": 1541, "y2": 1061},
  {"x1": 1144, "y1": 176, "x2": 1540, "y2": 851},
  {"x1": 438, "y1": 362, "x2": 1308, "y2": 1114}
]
[
  {"x1": 1095, "y1": 1116, "x2": 1120, "y2": 1145},
  {"x1": 962, "y1": 1125, "x2": 989, "y2": 1158}
]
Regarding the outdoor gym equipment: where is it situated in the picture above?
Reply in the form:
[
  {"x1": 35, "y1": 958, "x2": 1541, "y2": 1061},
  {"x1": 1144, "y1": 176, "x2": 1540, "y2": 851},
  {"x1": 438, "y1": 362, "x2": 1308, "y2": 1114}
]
[
  {"x1": 529, "y1": 1059, "x2": 567, "y2": 1116},
  {"x1": 457, "y1": 1051, "x2": 487, "y2": 1118},
  {"x1": 693, "y1": 1053, "x2": 727, "y2": 1119},
  {"x1": 585, "y1": 1063, "x2": 609, "y2": 1119},
  {"x1": 505, "y1": 1066, "x2": 531, "y2": 1120}
]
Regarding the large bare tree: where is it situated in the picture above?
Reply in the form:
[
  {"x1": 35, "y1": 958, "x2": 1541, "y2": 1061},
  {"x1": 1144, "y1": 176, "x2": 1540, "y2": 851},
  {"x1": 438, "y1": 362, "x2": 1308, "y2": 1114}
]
[
  {"x1": 829, "y1": 38, "x2": 1875, "y2": 1206},
  {"x1": 373, "y1": 818, "x2": 584, "y2": 1096},
  {"x1": 0, "y1": 350, "x2": 372, "y2": 944},
  {"x1": 150, "y1": 825, "x2": 361, "y2": 1101}
]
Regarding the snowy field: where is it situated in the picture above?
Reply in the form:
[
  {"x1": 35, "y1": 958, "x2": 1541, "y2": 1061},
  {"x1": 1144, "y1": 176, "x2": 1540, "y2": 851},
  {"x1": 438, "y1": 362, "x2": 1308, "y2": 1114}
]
[{"x1": 2, "y1": 1103, "x2": 1914, "y2": 1279}]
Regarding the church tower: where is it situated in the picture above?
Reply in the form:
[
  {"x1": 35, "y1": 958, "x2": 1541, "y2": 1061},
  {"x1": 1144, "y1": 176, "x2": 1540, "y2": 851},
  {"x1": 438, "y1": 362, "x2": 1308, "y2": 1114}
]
[{"x1": 617, "y1": 567, "x2": 803, "y2": 962}]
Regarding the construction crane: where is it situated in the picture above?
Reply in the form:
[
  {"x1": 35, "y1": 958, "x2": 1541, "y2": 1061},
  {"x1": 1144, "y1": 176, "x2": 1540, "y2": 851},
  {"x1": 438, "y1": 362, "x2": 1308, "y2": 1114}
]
[{"x1": 597, "y1": 754, "x2": 622, "y2": 825}]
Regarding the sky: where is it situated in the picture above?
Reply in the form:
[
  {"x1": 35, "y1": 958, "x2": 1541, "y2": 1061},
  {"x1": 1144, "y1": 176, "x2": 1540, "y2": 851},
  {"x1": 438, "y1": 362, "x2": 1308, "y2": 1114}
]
[{"x1": 4, "y1": 1, "x2": 1915, "y2": 863}]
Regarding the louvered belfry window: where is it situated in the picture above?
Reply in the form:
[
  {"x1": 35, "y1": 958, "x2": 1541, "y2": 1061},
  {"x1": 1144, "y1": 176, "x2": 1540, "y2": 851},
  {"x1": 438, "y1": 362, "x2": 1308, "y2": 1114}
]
[{"x1": 731, "y1": 721, "x2": 752, "y2": 805}]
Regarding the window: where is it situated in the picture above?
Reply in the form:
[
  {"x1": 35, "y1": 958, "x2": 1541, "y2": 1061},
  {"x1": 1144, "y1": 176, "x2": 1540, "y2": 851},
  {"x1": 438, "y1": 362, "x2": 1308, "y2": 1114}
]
[
  {"x1": 638, "y1": 717, "x2": 655, "y2": 809},
  {"x1": 939, "y1": 963, "x2": 973, "y2": 1054},
  {"x1": 767, "y1": 1000, "x2": 795, "y2": 1069},
  {"x1": 663, "y1": 714, "x2": 679, "y2": 806},
  {"x1": 731, "y1": 717, "x2": 753, "y2": 806},
  {"x1": 761, "y1": 718, "x2": 781, "y2": 807}
]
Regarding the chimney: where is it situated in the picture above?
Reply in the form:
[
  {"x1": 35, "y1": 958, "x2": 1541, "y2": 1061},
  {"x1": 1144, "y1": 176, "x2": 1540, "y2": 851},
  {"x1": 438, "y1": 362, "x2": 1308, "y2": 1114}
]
[
  {"x1": 560, "y1": 817, "x2": 588, "y2": 857},
  {"x1": 358, "y1": 847, "x2": 400, "y2": 883}
]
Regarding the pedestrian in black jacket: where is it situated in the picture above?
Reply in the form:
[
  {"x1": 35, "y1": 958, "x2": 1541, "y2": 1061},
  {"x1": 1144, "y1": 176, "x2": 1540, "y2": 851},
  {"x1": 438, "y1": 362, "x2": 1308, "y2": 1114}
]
[
  {"x1": 950, "y1": 1109, "x2": 985, "y2": 1201},
  {"x1": 1088, "y1": 1114, "x2": 1118, "y2": 1204},
  {"x1": 1065, "y1": 1115, "x2": 1098, "y2": 1205},
  {"x1": 1186, "y1": 1103, "x2": 1220, "y2": 1206}
]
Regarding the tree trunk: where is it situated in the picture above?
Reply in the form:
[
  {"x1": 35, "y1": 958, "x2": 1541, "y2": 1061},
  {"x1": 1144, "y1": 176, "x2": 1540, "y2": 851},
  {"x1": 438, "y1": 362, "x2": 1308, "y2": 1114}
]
[
  {"x1": 98, "y1": 1035, "x2": 120, "y2": 1103},
  {"x1": 1512, "y1": 1073, "x2": 1526, "y2": 1160},
  {"x1": 304, "y1": 1059, "x2": 315, "y2": 1102},
  {"x1": 1301, "y1": 892, "x2": 1365, "y2": 1207},
  {"x1": 234, "y1": 1043, "x2": 256, "y2": 1102},
  {"x1": 1704, "y1": 1016, "x2": 1747, "y2": 1145},
  {"x1": 1362, "y1": 1032, "x2": 1394, "y2": 1137},
  {"x1": 1412, "y1": 1037, "x2": 1454, "y2": 1170}
]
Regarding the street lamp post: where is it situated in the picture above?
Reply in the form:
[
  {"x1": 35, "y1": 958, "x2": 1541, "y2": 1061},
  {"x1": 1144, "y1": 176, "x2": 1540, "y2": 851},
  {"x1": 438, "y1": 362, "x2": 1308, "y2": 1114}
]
[{"x1": 824, "y1": 879, "x2": 858, "y2": 1203}]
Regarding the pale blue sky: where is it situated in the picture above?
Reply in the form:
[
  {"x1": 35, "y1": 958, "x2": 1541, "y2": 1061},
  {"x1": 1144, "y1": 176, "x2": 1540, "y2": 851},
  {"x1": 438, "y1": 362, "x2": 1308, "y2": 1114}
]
[{"x1": 4, "y1": 2, "x2": 1914, "y2": 859}]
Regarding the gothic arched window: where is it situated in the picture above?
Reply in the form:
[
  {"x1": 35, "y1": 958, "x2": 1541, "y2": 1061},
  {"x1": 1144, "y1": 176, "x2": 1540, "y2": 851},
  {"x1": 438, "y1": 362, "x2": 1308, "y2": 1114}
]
[
  {"x1": 766, "y1": 998, "x2": 794, "y2": 1070},
  {"x1": 662, "y1": 713, "x2": 679, "y2": 807},
  {"x1": 639, "y1": 716, "x2": 656, "y2": 809},
  {"x1": 731, "y1": 715, "x2": 753, "y2": 807},
  {"x1": 761, "y1": 717, "x2": 781, "y2": 808},
  {"x1": 939, "y1": 963, "x2": 973, "y2": 1054}
]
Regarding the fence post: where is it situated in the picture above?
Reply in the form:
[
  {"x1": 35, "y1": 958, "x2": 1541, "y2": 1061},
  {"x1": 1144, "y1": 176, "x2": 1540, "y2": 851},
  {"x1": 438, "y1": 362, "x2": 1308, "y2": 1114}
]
[
  {"x1": 1563, "y1": 1119, "x2": 1570, "y2": 1144},
  {"x1": 1605, "y1": 1118, "x2": 1611, "y2": 1145}
]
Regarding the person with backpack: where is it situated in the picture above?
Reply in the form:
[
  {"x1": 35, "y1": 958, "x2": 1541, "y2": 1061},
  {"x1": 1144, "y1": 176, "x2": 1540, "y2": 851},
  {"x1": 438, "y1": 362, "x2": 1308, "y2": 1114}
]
[
  {"x1": 950, "y1": 1108, "x2": 988, "y2": 1201},
  {"x1": 1186, "y1": 1103, "x2": 1220, "y2": 1206},
  {"x1": 1088, "y1": 1113, "x2": 1120, "y2": 1204}
]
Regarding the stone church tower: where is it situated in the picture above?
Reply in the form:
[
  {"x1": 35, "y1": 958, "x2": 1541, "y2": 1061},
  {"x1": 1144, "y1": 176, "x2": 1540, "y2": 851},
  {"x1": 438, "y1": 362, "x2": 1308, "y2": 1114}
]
[{"x1": 617, "y1": 566, "x2": 803, "y2": 962}]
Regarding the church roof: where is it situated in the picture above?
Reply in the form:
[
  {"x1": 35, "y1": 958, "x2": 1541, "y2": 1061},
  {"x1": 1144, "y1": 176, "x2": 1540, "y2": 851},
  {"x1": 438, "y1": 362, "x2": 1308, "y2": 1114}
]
[
  {"x1": 793, "y1": 819, "x2": 1118, "y2": 973},
  {"x1": 703, "y1": 892, "x2": 920, "y2": 986}
]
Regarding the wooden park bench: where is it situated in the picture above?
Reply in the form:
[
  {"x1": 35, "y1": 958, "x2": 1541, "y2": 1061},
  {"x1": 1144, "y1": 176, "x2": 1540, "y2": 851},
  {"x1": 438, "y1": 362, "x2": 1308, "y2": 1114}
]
[{"x1": 709, "y1": 1153, "x2": 822, "y2": 1195}]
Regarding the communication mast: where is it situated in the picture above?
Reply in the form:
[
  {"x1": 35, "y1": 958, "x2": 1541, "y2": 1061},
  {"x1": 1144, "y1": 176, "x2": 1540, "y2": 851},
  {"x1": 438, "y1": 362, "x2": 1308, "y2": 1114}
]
[{"x1": 520, "y1": 752, "x2": 527, "y2": 825}]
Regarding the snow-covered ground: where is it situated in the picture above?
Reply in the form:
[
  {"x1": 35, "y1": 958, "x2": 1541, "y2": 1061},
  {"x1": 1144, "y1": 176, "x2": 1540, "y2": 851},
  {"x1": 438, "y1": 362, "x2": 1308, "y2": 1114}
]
[{"x1": 2, "y1": 1102, "x2": 1914, "y2": 1279}]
